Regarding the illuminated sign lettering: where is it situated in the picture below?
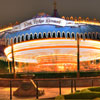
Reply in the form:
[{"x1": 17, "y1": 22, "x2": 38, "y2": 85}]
[{"x1": 11, "y1": 17, "x2": 80, "y2": 32}]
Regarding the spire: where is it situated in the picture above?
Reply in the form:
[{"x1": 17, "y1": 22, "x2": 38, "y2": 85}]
[
  {"x1": 54, "y1": 0, "x2": 56, "y2": 10},
  {"x1": 52, "y1": 0, "x2": 60, "y2": 17}
]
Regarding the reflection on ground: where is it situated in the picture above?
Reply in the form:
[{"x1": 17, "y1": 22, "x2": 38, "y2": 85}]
[{"x1": 0, "y1": 87, "x2": 89, "y2": 100}]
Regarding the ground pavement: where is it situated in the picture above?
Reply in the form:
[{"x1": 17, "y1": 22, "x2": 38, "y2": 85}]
[{"x1": 0, "y1": 87, "x2": 89, "y2": 100}]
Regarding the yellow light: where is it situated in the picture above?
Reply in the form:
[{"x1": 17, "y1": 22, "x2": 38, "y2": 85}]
[
  {"x1": 0, "y1": 27, "x2": 13, "y2": 32},
  {"x1": 4, "y1": 39, "x2": 100, "y2": 63},
  {"x1": 75, "y1": 21, "x2": 100, "y2": 26}
]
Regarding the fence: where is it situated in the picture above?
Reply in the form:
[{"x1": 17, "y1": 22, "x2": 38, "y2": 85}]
[{"x1": 0, "y1": 77, "x2": 100, "y2": 100}]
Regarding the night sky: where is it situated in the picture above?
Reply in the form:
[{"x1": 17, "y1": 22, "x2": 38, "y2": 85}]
[{"x1": 0, "y1": 0, "x2": 100, "y2": 26}]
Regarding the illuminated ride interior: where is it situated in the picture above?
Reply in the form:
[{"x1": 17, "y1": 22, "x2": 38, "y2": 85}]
[{"x1": 4, "y1": 38, "x2": 100, "y2": 72}]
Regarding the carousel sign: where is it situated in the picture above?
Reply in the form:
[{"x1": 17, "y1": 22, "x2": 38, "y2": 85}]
[{"x1": 11, "y1": 17, "x2": 79, "y2": 32}]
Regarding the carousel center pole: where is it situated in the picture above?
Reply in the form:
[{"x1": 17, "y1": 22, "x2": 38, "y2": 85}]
[
  {"x1": 77, "y1": 34, "x2": 80, "y2": 78},
  {"x1": 11, "y1": 39, "x2": 16, "y2": 78}
]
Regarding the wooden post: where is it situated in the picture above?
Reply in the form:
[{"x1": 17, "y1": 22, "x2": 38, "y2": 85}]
[
  {"x1": 11, "y1": 39, "x2": 16, "y2": 78},
  {"x1": 77, "y1": 34, "x2": 80, "y2": 78},
  {"x1": 8, "y1": 60, "x2": 10, "y2": 73},
  {"x1": 10, "y1": 80, "x2": 12, "y2": 100},
  {"x1": 92, "y1": 79, "x2": 93, "y2": 87},
  {"x1": 71, "y1": 80, "x2": 73, "y2": 93},
  {"x1": 74, "y1": 80, "x2": 76, "y2": 92},
  {"x1": 36, "y1": 81, "x2": 38, "y2": 99},
  {"x1": 9, "y1": 62, "x2": 12, "y2": 73},
  {"x1": 59, "y1": 79, "x2": 61, "y2": 95}
]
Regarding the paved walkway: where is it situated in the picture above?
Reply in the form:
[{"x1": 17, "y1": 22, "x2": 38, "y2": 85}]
[{"x1": 0, "y1": 87, "x2": 89, "y2": 100}]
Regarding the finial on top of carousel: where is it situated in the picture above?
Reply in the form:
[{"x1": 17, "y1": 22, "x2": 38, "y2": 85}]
[
  {"x1": 93, "y1": 18, "x2": 96, "y2": 22},
  {"x1": 78, "y1": 17, "x2": 82, "y2": 21},
  {"x1": 86, "y1": 17, "x2": 89, "y2": 21},
  {"x1": 52, "y1": 0, "x2": 60, "y2": 17},
  {"x1": 66, "y1": 16, "x2": 69, "y2": 20},
  {"x1": 9, "y1": 23, "x2": 13, "y2": 27},
  {"x1": 15, "y1": 21, "x2": 19, "y2": 25},
  {"x1": 62, "y1": 16, "x2": 65, "y2": 19},
  {"x1": 54, "y1": 0, "x2": 56, "y2": 10},
  {"x1": 70, "y1": 16, "x2": 73, "y2": 20}
]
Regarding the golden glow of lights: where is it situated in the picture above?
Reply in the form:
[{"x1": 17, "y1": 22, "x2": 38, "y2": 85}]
[
  {"x1": 75, "y1": 21, "x2": 100, "y2": 26},
  {"x1": 35, "y1": 54, "x2": 77, "y2": 60},
  {"x1": 4, "y1": 39, "x2": 100, "y2": 63},
  {"x1": 58, "y1": 66, "x2": 64, "y2": 71},
  {"x1": 1, "y1": 19, "x2": 100, "y2": 34},
  {"x1": 37, "y1": 63, "x2": 77, "y2": 72},
  {"x1": 0, "y1": 27, "x2": 13, "y2": 32},
  {"x1": 37, "y1": 63, "x2": 77, "y2": 66}
]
